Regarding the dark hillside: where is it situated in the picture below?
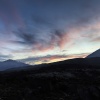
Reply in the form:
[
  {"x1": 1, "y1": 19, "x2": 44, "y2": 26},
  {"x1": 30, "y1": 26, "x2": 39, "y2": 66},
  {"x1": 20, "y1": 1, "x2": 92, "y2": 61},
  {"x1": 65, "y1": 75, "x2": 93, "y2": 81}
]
[{"x1": 0, "y1": 61, "x2": 100, "y2": 100}]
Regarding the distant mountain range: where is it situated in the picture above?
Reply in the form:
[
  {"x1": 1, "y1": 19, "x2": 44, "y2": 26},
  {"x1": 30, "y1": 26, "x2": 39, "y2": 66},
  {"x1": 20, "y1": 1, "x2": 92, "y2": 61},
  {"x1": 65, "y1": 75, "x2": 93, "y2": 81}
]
[
  {"x1": 0, "y1": 59, "x2": 28, "y2": 71},
  {"x1": 0, "y1": 48, "x2": 100, "y2": 71}
]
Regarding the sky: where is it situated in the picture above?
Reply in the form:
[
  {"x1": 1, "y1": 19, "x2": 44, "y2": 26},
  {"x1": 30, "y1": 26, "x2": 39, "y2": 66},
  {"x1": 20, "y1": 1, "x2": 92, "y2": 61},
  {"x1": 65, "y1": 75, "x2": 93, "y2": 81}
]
[{"x1": 0, "y1": 0, "x2": 100, "y2": 64}]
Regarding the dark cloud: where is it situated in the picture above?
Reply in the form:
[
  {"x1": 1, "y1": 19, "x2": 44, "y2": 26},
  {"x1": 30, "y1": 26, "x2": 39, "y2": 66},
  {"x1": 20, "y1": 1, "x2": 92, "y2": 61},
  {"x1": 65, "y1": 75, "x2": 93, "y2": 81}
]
[
  {"x1": 12, "y1": 28, "x2": 68, "y2": 52},
  {"x1": 20, "y1": 53, "x2": 89, "y2": 64},
  {"x1": 13, "y1": 29, "x2": 37, "y2": 45},
  {"x1": 20, "y1": 54, "x2": 68, "y2": 64}
]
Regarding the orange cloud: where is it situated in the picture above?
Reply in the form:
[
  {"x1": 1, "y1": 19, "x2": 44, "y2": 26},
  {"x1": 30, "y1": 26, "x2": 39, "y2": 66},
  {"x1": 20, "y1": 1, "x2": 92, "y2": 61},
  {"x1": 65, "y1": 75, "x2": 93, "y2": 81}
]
[{"x1": 21, "y1": 53, "x2": 89, "y2": 65}]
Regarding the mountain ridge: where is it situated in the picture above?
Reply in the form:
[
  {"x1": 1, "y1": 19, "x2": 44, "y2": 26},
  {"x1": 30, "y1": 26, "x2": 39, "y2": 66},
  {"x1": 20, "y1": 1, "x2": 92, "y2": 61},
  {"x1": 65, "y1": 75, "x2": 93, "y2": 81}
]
[
  {"x1": 0, "y1": 48, "x2": 100, "y2": 71},
  {"x1": 86, "y1": 48, "x2": 100, "y2": 58},
  {"x1": 0, "y1": 59, "x2": 29, "y2": 71}
]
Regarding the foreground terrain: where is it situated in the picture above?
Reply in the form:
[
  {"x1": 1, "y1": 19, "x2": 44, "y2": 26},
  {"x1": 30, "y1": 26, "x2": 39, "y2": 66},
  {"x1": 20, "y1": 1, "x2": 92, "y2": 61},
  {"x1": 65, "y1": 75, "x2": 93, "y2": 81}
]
[{"x1": 0, "y1": 63, "x2": 100, "y2": 100}]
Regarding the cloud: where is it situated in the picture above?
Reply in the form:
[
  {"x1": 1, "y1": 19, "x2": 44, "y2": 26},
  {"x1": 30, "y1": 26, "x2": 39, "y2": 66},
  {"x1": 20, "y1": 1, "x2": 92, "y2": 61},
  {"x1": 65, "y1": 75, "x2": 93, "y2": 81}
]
[
  {"x1": 0, "y1": 54, "x2": 13, "y2": 61},
  {"x1": 0, "y1": 0, "x2": 100, "y2": 59},
  {"x1": 12, "y1": 28, "x2": 69, "y2": 52},
  {"x1": 10, "y1": 0, "x2": 100, "y2": 54},
  {"x1": 20, "y1": 53, "x2": 89, "y2": 65},
  {"x1": 21, "y1": 55, "x2": 67, "y2": 64},
  {"x1": 91, "y1": 37, "x2": 100, "y2": 42}
]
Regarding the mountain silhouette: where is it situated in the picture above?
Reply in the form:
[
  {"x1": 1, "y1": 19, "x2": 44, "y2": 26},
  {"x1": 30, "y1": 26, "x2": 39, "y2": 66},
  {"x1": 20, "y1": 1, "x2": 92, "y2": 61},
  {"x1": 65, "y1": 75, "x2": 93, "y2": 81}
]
[
  {"x1": 0, "y1": 59, "x2": 28, "y2": 71},
  {"x1": 1, "y1": 49, "x2": 100, "y2": 71},
  {"x1": 86, "y1": 48, "x2": 100, "y2": 58}
]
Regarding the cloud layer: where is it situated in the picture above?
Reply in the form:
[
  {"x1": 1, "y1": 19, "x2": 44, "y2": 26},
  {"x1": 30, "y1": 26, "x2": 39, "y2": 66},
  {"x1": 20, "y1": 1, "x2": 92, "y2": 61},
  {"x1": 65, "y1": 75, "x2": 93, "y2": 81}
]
[
  {"x1": 0, "y1": 0, "x2": 99, "y2": 63},
  {"x1": 20, "y1": 53, "x2": 89, "y2": 64}
]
